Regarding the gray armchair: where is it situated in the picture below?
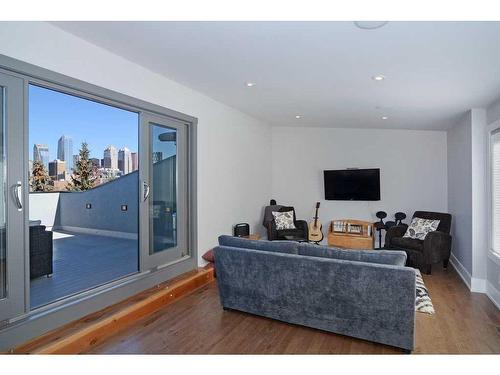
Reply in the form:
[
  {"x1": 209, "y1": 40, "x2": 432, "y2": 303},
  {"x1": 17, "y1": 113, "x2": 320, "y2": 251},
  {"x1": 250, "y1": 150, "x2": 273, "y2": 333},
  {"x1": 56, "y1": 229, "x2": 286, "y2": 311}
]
[
  {"x1": 263, "y1": 202, "x2": 308, "y2": 241},
  {"x1": 384, "y1": 211, "x2": 452, "y2": 274}
]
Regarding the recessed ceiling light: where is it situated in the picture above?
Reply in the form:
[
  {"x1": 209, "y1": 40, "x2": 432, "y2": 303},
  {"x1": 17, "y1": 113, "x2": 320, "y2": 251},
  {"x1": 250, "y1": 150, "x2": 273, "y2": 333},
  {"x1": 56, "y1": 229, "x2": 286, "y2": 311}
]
[
  {"x1": 372, "y1": 75, "x2": 386, "y2": 81},
  {"x1": 381, "y1": 116, "x2": 388, "y2": 120},
  {"x1": 354, "y1": 21, "x2": 389, "y2": 30},
  {"x1": 245, "y1": 82, "x2": 255, "y2": 87},
  {"x1": 295, "y1": 115, "x2": 302, "y2": 119}
]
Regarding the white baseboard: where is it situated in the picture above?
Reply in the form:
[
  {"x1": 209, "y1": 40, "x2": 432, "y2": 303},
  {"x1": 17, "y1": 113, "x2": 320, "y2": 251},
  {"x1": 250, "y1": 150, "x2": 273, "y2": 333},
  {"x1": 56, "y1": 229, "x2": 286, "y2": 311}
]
[
  {"x1": 487, "y1": 281, "x2": 500, "y2": 310},
  {"x1": 449, "y1": 253, "x2": 497, "y2": 305},
  {"x1": 449, "y1": 253, "x2": 472, "y2": 289},
  {"x1": 471, "y1": 277, "x2": 487, "y2": 293},
  {"x1": 53, "y1": 226, "x2": 138, "y2": 240}
]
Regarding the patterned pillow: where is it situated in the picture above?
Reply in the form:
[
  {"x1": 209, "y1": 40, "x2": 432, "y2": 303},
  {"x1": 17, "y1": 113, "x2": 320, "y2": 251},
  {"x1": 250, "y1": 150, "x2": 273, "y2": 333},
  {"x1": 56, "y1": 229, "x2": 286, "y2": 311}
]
[
  {"x1": 403, "y1": 218, "x2": 440, "y2": 240},
  {"x1": 272, "y1": 211, "x2": 296, "y2": 230}
]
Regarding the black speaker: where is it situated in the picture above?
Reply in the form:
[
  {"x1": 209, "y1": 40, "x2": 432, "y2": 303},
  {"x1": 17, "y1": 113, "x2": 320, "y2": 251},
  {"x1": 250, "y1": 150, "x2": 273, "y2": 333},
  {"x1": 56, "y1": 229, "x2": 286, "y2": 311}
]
[{"x1": 233, "y1": 223, "x2": 250, "y2": 237}]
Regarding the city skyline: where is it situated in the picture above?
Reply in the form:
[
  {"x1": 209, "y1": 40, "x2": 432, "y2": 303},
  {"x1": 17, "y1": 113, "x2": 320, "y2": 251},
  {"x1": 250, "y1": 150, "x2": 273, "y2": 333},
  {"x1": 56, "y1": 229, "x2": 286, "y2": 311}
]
[
  {"x1": 30, "y1": 138, "x2": 140, "y2": 191},
  {"x1": 31, "y1": 138, "x2": 137, "y2": 171},
  {"x1": 29, "y1": 84, "x2": 139, "y2": 162}
]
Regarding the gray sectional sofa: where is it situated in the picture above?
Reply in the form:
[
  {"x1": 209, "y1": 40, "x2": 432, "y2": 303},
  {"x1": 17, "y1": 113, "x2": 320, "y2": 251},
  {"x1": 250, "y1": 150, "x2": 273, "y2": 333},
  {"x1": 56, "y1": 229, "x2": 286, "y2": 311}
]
[{"x1": 214, "y1": 235, "x2": 416, "y2": 351}]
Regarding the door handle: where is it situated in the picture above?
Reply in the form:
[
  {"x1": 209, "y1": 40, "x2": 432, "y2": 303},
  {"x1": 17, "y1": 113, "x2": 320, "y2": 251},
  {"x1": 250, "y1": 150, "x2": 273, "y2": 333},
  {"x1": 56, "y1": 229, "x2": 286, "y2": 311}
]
[
  {"x1": 12, "y1": 181, "x2": 22, "y2": 211},
  {"x1": 143, "y1": 181, "x2": 150, "y2": 202}
]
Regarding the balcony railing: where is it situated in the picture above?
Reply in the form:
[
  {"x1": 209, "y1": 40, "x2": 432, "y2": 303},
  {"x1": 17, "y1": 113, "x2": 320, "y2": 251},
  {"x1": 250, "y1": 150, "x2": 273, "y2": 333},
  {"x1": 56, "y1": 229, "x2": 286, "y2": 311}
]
[{"x1": 29, "y1": 172, "x2": 138, "y2": 239}]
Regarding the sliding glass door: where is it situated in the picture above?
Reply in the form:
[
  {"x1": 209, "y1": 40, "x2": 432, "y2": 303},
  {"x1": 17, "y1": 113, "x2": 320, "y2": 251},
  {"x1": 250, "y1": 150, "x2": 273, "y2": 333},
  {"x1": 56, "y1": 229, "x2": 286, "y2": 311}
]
[
  {"x1": 140, "y1": 113, "x2": 189, "y2": 270},
  {"x1": 0, "y1": 57, "x2": 195, "y2": 331},
  {"x1": 0, "y1": 72, "x2": 26, "y2": 321}
]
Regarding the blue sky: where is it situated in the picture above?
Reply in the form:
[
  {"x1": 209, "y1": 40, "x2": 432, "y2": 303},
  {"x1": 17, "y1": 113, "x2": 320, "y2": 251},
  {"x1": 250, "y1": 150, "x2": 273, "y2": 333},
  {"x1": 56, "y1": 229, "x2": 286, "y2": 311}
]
[
  {"x1": 29, "y1": 84, "x2": 139, "y2": 161},
  {"x1": 152, "y1": 124, "x2": 177, "y2": 161}
]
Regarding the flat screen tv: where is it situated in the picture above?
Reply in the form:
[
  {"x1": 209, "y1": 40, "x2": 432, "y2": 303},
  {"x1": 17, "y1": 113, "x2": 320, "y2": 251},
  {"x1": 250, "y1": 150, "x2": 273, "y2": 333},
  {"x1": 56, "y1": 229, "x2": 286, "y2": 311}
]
[{"x1": 324, "y1": 168, "x2": 380, "y2": 201}]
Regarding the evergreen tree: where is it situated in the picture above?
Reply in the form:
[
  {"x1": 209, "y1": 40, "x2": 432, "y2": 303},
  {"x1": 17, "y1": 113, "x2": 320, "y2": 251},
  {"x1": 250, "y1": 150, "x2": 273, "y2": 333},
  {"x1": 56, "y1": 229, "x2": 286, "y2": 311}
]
[
  {"x1": 30, "y1": 160, "x2": 52, "y2": 192},
  {"x1": 67, "y1": 142, "x2": 98, "y2": 191}
]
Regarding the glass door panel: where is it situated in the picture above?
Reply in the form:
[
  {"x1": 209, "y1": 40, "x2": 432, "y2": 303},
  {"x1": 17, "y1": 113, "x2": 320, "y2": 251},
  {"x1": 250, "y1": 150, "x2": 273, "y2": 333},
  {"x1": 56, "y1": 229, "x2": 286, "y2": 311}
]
[
  {"x1": 150, "y1": 124, "x2": 177, "y2": 254},
  {"x1": 28, "y1": 84, "x2": 140, "y2": 309},
  {"x1": 140, "y1": 113, "x2": 188, "y2": 270},
  {"x1": 0, "y1": 87, "x2": 5, "y2": 301},
  {"x1": 0, "y1": 86, "x2": 5, "y2": 301},
  {"x1": 0, "y1": 72, "x2": 26, "y2": 321}
]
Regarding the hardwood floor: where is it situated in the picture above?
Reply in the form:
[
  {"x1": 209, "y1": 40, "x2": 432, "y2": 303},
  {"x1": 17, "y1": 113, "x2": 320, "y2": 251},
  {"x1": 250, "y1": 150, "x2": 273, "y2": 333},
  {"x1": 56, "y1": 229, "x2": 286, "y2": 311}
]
[
  {"x1": 87, "y1": 266, "x2": 500, "y2": 354},
  {"x1": 14, "y1": 268, "x2": 214, "y2": 354}
]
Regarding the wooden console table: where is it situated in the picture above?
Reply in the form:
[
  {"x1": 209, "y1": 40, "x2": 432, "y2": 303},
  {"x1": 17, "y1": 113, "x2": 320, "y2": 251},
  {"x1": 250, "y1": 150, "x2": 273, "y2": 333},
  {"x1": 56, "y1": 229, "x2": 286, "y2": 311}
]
[
  {"x1": 242, "y1": 234, "x2": 261, "y2": 240},
  {"x1": 327, "y1": 219, "x2": 374, "y2": 249}
]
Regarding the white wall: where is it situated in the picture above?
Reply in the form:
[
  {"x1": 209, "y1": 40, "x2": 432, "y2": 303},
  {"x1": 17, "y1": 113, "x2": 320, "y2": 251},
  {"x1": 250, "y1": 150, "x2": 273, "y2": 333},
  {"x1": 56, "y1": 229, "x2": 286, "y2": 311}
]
[
  {"x1": 487, "y1": 97, "x2": 500, "y2": 125},
  {"x1": 447, "y1": 108, "x2": 492, "y2": 296},
  {"x1": 487, "y1": 97, "x2": 500, "y2": 308},
  {"x1": 271, "y1": 127, "x2": 448, "y2": 245},
  {"x1": 447, "y1": 112, "x2": 473, "y2": 275},
  {"x1": 0, "y1": 22, "x2": 272, "y2": 265},
  {"x1": 29, "y1": 193, "x2": 61, "y2": 228},
  {"x1": 471, "y1": 109, "x2": 488, "y2": 285}
]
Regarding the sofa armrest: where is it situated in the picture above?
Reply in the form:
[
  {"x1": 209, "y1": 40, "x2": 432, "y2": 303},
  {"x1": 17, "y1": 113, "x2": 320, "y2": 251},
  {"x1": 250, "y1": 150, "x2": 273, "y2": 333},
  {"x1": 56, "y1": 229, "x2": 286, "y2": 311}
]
[
  {"x1": 266, "y1": 221, "x2": 279, "y2": 241},
  {"x1": 294, "y1": 220, "x2": 309, "y2": 236},
  {"x1": 423, "y1": 231, "x2": 452, "y2": 264},
  {"x1": 384, "y1": 225, "x2": 407, "y2": 248}
]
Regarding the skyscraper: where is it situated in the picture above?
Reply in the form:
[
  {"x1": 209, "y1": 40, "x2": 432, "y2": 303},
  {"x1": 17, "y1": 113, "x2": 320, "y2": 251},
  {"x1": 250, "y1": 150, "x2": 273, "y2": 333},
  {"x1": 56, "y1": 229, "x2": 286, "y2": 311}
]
[
  {"x1": 33, "y1": 144, "x2": 49, "y2": 170},
  {"x1": 118, "y1": 147, "x2": 132, "y2": 175},
  {"x1": 57, "y1": 135, "x2": 73, "y2": 173},
  {"x1": 90, "y1": 158, "x2": 100, "y2": 169},
  {"x1": 131, "y1": 152, "x2": 138, "y2": 172},
  {"x1": 103, "y1": 145, "x2": 118, "y2": 170},
  {"x1": 48, "y1": 159, "x2": 66, "y2": 181}
]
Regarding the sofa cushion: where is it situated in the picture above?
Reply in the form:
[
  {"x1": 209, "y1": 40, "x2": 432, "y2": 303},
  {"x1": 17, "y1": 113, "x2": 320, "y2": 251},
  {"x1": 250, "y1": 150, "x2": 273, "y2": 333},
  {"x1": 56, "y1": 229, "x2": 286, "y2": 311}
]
[
  {"x1": 391, "y1": 236, "x2": 424, "y2": 252},
  {"x1": 298, "y1": 242, "x2": 407, "y2": 266},
  {"x1": 218, "y1": 235, "x2": 299, "y2": 254},
  {"x1": 29, "y1": 224, "x2": 47, "y2": 233}
]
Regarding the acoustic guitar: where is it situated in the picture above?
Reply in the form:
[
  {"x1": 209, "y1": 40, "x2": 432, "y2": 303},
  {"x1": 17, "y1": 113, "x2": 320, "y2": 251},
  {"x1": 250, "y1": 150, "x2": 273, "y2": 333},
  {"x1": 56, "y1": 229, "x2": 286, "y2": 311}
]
[{"x1": 308, "y1": 202, "x2": 324, "y2": 242}]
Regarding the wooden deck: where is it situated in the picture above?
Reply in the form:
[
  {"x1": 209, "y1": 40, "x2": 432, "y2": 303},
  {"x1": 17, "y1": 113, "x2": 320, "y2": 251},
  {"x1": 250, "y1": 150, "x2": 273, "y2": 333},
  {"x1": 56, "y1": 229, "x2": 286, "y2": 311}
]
[
  {"x1": 30, "y1": 230, "x2": 138, "y2": 308},
  {"x1": 86, "y1": 266, "x2": 500, "y2": 354}
]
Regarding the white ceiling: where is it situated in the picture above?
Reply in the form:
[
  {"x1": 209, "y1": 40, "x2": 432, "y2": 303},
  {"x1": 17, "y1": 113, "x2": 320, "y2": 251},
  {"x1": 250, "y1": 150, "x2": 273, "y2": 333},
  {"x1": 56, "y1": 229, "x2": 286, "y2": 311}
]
[{"x1": 53, "y1": 21, "x2": 500, "y2": 130}]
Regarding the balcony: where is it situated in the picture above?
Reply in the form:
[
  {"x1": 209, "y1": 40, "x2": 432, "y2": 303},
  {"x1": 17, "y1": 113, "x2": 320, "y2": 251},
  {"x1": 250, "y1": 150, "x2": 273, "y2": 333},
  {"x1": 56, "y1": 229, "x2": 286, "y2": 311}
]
[
  {"x1": 29, "y1": 172, "x2": 139, "y2": 308},
  {"x1": 30, "y1": 230, "x2": 137, "y2": 308}
]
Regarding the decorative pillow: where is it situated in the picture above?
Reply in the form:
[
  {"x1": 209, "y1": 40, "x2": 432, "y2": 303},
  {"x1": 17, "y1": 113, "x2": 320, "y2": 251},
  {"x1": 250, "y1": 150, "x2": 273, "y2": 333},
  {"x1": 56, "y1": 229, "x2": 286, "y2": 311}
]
[
  {"x1": 272, "y1": 211, "x2": 296, "y2": 230},
  {"x1": 202, "y1": 248, "x2": 215, "y2": 263},
  {"x1": 403, "y1": 218, "x2": 440, "y2": 240}
]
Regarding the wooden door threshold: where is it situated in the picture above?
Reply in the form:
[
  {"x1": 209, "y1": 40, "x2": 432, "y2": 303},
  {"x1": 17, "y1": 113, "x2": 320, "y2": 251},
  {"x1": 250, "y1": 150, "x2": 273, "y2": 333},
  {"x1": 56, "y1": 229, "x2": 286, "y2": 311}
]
[{"x1": 14, "y1": 266, "x2": 215, "y2": 354}]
